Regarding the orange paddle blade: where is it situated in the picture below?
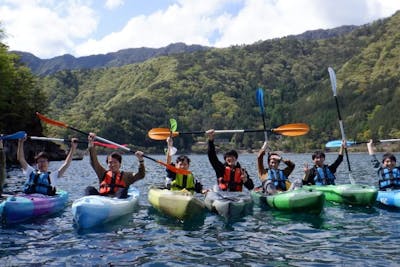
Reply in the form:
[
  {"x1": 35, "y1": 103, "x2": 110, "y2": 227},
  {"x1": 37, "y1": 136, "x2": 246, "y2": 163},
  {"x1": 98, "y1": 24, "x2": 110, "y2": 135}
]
[
  {"x1": 272, "y1": 123, "x2": 310, "y2": 136},
  {"x1": 36, "y1": 112, "x2": 68, "y2": 128},
  {"x1": 148, "y1": 128, "x2": 179, "y2": 140},
  {"x1": 158, "y1": 160, "x2": 191, "y2": 175}
]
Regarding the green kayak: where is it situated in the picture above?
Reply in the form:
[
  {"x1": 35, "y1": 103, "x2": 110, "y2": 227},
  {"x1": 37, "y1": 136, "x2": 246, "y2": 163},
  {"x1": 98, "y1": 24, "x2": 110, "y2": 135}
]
[
  {"x1": 302, "y1": 184, "x2": 378, "y2": 206},
  {"x1": 204, "y1": 191, "x2": 253, "y2": 219},
  {"x1": 148, "y1": 186, "x2": 206, "y2": 221},
  {"x1": 251, "y1": 188, "x2": 325, "y2": 214}
]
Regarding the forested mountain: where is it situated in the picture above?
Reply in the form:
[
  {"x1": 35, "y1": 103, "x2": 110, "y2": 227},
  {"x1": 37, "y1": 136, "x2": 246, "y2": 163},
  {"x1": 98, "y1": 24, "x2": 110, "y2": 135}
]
[
  {"x1": 12, "y1": 43, "x2": 210, "y2": 76},
  {"x1": 3, "y1": 12, "x2": 400, "y2": 154}
]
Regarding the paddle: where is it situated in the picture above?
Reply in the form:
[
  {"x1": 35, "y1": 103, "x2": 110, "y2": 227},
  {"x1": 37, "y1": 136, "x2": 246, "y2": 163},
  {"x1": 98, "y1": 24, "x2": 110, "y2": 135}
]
[
  {"x1": 328, "y1": 67, "x2": 355, "y2": 184},
  {"x1": 148, "y1": 123, "x2": 310, "y2": 140},
  {"x1": 28, "y1": 136, "x2": 123, "y2": 149},
  {"x1": 0, "y1": 131, "x2": 26, "y2": 140},
  {"x1": 256, "y1": 87, "x2": 268, "y2": 143},
  {"x1": 36, "y1": 112, "x2": 190, "y2": 175},
  {"x1": 326, "y1": 139, "x2": 400, "y2": 148}
]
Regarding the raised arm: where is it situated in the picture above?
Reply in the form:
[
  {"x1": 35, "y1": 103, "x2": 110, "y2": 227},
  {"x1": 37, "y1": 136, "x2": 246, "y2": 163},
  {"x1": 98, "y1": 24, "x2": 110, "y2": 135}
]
[
  {"x1": 17, "y1": 135, "x2": 28, "y2": 170},
  {"x1": 88, "y1": 133, "x2": 106, "y2": 181},
  {"x1": 257, "y1": 144, "x2": 267, "y2": 181},
  {"x1": 57, "y1": 138, "x2": 78, "y2": 177},
  {"x1": 166, "y1": 136, "x2": 173, "y2": 164}
]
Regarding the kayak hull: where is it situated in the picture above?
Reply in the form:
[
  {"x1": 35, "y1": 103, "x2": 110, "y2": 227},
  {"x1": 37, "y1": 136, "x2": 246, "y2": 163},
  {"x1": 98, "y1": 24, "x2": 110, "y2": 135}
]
[
  {"x1": 148, "y1": 187, "x2": 205, "y2": 221},
  {"x1": 251, "y1": 188, "x2": 325, "y2": 214},
  {"x1": 72, "y1": 187, "x2": 139, "y2": 229},
  {"x1": 376, "y1": 190, "x2": 400, "y2": 208},
  {"x1": 0, "y1": 190, "x2": 69, "y2": 224},
  {"x1": 204, "y1": 191, "x2": 253, "y2": 219},
  {"x1": 303, "y1": 184, "x2": 377, "y2": 206}
]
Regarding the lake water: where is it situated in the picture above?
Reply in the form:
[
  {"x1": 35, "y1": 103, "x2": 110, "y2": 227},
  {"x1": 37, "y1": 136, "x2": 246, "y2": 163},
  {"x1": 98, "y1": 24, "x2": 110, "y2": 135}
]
[{"x1": 1, "y1": 152, "x2": 400, "y2": 266}]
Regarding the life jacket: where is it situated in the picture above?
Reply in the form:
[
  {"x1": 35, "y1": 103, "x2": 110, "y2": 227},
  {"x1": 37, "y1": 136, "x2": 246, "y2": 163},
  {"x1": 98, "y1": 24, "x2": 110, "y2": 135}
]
[
  {"x1": 314, "y1": 166, "x2": 336, "y2": 185},
  {"x1": 171, "y1": 173, "x2": 196, "y2": 192},
  {"x1": 267, "y1": 169, "x2": 288, "y2": 191},
  {"x1": 218, "y1": 166, "x2": 243, "y2": 192},
  {"x1": 24, "y1": 171, "x2": 56, "y2": 196},
  {"x1": 99, "y1": 171, "x2": 126, "y2": 195},
  {"x1": 379, "y1": 167, "x2": 400, "y2": 189}
]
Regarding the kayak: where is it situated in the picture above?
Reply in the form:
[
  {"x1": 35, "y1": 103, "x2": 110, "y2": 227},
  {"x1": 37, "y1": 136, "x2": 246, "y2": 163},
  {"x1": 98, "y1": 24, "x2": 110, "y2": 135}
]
[
  {"x1": 0, "y1": 190, "x2": 69, "y2": 224},
  {"x1": 303, "y1": 184, "x2": 378, "y2": 206},
  {"x1": 204, "y1": 191, "x2": 253, "y2": 219},
  {"x1": 72, "y1": 186, "x2": 140, "y2": 229},
  {"x1": 376, "y1": 190, "x2": 400, "y2": 208},
  {"x1": 148, "y1": 186, "x2": 206, "y2": 221},
  {"x1": 251, "y1": 188, "x2": 325, "y2": 214}
]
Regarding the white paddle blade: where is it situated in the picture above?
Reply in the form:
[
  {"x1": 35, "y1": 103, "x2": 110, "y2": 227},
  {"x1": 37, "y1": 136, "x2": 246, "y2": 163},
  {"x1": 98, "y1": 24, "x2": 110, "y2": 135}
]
[
  {"x1": 328, "y1": 67, "x2": 337, "y2": 96},
  {"x1": 169, "y1": 146, "x2": 177, "y2": 156}
]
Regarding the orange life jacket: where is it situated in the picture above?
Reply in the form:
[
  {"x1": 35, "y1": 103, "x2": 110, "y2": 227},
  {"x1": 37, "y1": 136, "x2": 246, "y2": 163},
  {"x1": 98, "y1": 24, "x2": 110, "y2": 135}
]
[
  {"x1": 99, "y1": 171, "x2": 126, "y2": 195},
  {"x1": 218, "y1": 166, "x2": 243, "y2": 192}
]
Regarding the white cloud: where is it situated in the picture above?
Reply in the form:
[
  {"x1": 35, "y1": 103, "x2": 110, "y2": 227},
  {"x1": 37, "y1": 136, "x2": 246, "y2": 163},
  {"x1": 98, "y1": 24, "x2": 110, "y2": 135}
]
[
  {"x1": 1, "y1": 0, "x2": 400, "y2": 58},
  {"x1": 0, "y1": 0, "x2": 98, "y2": 58},
  {"x1": 105, "y1": 0, "x2": 124, "y2": 10}
]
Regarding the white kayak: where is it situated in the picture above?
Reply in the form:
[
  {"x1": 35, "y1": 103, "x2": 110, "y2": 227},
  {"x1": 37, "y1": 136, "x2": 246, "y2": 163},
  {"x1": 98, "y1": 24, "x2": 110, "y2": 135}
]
[
  {"x1": 204, "y1": 191, "x2": 253, "y2": 219},
  {"x1": 71, "y1": 186, "x2": 140, "y2": 229}
]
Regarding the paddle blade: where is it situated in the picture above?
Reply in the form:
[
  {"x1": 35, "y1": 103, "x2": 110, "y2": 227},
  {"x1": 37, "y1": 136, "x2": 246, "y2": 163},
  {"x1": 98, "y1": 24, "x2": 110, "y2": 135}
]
[
  {"x1": 36, "y1": 112, "x2": 68, "y2": 128},
  {"x1": 256, "y1": 88, "x2": 265, "y2": 114},
  {"x1": 162, "y1": 162, "x2": 191, "y2": 175},
  {"x1": 0, "y1": 131, "x2": 26, "y2": 140},
  {"x1": 327, "y1": 67, "x2": 337, "y2": 96},
  {"x1": 272, "y1": 123, "x2": 310, "y2": 136},
  {"x1": 169, "y1": 118, "x2": 178, "y2": 132},
  {"x1": 148, "y1": 128, "x2": 179, "y2": 140},
  {"x1": 325, "y1": 140, "x2": 357, "y2": 148}
]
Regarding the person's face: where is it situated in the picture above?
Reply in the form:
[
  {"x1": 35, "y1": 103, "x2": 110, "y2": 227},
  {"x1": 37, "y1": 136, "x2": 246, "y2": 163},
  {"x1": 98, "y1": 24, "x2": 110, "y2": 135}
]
[
  {"x1": 269, "y1": 159, "x2": 280, "y2": 169},
  {"x1": 107, "y1": 156, "x2": 121, "y2": 173},
  {"x1": 313, "y1": 156, "x2": 325, "y2": 167},
  {"x1": 225, "y1": 155, "x2": 237, "y2": 166},
  {"x1": 36, "y1": 158, "x2": 49, "y2": 172},
  {"x1": 176, "y1": 159, "x2": 190, "y2": 170},
  {"x1": 383, "y1": 158, "x2": 396, "y2": 169}
]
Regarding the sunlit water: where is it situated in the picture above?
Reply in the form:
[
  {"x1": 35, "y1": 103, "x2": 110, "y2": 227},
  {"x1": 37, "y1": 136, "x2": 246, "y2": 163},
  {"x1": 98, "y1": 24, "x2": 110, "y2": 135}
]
[{"x1": 1, "y1": 152, "x2": 400, "y2": 266}]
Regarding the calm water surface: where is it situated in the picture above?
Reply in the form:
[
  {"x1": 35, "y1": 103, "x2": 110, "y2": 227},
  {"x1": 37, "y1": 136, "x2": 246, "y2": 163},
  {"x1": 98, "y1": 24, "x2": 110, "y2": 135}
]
[{"x1": 1, "y1": 152, "x2": 400, "y2": 266}]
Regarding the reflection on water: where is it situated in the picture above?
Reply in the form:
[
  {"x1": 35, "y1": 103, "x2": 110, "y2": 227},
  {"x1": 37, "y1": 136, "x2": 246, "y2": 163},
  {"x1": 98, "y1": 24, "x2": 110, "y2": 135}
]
[{"x1": 1, "y1": 152, "x2": 400, "y2": 266}]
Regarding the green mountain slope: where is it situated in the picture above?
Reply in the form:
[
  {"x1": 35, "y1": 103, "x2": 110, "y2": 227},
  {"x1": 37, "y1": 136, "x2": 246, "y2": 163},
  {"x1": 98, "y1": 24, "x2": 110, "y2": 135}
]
[{"x1": 35, "y1": 11, "x2": 400, "y2": 152}]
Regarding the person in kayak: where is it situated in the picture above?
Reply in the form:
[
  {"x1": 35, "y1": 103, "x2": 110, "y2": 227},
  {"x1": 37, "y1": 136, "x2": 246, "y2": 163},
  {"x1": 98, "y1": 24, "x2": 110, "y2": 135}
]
[
  {"x1": 257, "y1": 141, "x2": 297, "y2": 194},
  {"x1": 367, "y1": 140, "x2": 400, "y2": 190},
  {"x1": 85, "y1": 132, "x2": 145, "y2": 198},
  {"x1": 302, "y1": 140, "x2": 345, "y2": 186},
  {"x1": 17, "y1": 134, "x2": 78, "y2": 196},
  {"x1": 164, "y1": 136, "x2": 205, "y2": 193},
  {"x1": 206, "y1": 129, "x2": 254, "y2": 192}
]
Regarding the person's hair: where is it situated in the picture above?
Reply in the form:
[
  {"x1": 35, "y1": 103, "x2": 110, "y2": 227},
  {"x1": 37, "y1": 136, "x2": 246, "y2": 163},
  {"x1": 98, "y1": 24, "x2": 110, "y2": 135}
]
[
  {"x1": 312, "y1": 151, "x2": 325, "y2": 160},
  {"x1": 382, "y1": 153, "x2": 396, "y2": 163},
  {"x1": 106, "y1": 152, "x2": 122, "y2": 164},
  {"x1": 268, "y1": 152, "x2": 281, "y2": 162},
  {"x1": 35, "y1": 152, "x2": 49, "y2": 162},
  {"x1": 224, "y1": 150, "x2": 238, "y2": 160},
  {"x1": 176, "y1": 155, "x2": 190, "y2": 164}
]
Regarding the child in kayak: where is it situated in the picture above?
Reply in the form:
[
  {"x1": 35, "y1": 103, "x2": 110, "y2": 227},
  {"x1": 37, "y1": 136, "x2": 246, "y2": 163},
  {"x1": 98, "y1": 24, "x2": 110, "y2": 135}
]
[
  {"x1": 85, "y1": 132, "x2": 145, "y2": 198},
  {"x1": 165, "y1": 136, "x2": 205, "y2": 193},
  {"x1": 206, "y1": 129, "x2": 254, "y2": 192},
  {"x1": 17, "y1": 135, "x2": 78, "y2": 195},
  {"x1": 367, "y1": 139, "x2": 400, "y2": 190},
  {"x1": 257, "y1": 141, "x2": 297, "y2": 194},
  {"x1": 303, "y1": 140, "x2": 345, "y2": 186}
]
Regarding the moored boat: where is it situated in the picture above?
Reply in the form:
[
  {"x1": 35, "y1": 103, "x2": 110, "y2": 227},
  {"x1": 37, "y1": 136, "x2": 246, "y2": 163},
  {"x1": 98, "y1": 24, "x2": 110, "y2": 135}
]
[
  {"x1": 71, "y1": 186, "x2": 139, "y2": 229},
  {"x1": 376, "y1": 190, "x2": 400, "y2": 208},
  {"x1": 148, "y1": 186, "x2": 206, "y2": 221},
  {"x1": 0, "y1": 190, "x2": 69, "y2": 224},
  {"x1": 303, "y1": 184, "x2": 378, "y2": 206},
  {"x1": 204, "y1": 191, "x2": 253, "y2": 219},
  {"x1": 251, "y1": 188, "x2": 325, "y2": 214}
]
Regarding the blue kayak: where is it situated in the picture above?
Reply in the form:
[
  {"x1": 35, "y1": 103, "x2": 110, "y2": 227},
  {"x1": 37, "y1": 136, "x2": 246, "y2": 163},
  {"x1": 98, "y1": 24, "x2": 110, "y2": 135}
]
[{"x1": 376, "y1": 190, "x2": 400, "y2": 208}]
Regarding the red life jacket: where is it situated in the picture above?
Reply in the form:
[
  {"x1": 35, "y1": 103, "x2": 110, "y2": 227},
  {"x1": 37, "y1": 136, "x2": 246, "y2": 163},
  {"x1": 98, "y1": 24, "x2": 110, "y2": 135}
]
[
  {"x1": 99, "y1": 171, "x2": 126, "y2": 195},
  {"x1": 218, "y1": 166, "x2": 243, "y2": 192}
]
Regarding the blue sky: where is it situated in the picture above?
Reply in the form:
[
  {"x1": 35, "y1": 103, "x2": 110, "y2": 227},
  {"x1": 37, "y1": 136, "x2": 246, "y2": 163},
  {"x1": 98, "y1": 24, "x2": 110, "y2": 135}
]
[{"x1": 1, "y1": 0, "x2": 399, "y2": 59}]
